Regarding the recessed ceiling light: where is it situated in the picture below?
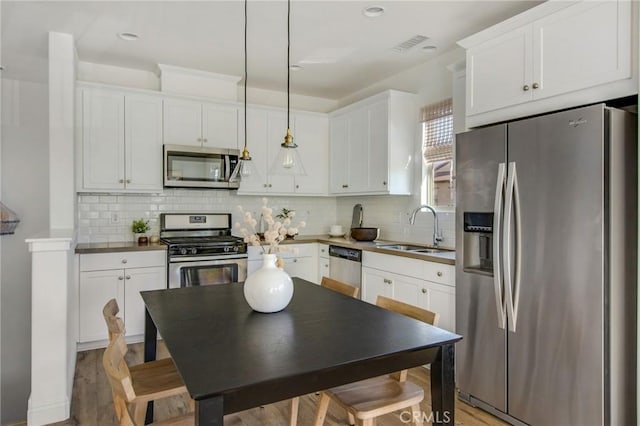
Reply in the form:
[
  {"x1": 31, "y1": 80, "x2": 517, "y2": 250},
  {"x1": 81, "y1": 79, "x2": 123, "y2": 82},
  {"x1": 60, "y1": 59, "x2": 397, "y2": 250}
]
[
  {"x1": 117, "y1": 32, "x2": 139, "y2": 41},
  {"x1": 422, "y1": 45, "x2": 437, "y2": 52},
  {"x1": 363, "y1": 6, "x2": 385, "y2": 18},
  {"x1": 289, "y1": 64, "x2": 303, "y2": 71}
]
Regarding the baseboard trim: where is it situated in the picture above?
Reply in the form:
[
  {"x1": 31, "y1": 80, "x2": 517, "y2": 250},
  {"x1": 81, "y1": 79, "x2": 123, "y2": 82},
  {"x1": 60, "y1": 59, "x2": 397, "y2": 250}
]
[{"x1": 27, "y1": 396, "x2": 70, "y2": 426}]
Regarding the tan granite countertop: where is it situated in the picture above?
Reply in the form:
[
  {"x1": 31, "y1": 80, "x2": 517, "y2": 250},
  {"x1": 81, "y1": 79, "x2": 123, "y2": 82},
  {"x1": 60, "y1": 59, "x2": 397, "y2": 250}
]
[
  {"x1": 278, "y1": 235, "x2": 456, "y2": 266},
  {"x1": 74, "y1": 235, "x2": 455, "y2": 265},
  {"x1": 75, "y1": 241, "x2": 167, "y2": 254}
]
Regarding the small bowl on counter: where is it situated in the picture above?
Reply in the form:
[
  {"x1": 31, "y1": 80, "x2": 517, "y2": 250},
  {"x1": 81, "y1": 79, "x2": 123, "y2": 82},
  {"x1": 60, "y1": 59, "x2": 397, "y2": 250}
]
[{"x1": 350, "y1": 227, "x2": 379, "y2": 241}]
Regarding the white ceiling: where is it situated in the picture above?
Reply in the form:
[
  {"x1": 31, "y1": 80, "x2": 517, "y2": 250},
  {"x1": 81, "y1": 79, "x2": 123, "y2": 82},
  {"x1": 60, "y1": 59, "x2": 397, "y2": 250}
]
[{"x1": 2, "y1": 1, "x2": 541, "y2": 100}]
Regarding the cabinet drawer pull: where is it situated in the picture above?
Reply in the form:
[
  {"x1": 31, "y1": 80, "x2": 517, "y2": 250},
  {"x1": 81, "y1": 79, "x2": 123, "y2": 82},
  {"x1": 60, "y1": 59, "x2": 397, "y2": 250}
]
[
  {"x1": 296, "y1": 185, "x2": 299, "y2": 189},
  {"x1": 118, "y1": 276, "x2": 124, "y2": 280},
  {"x1": 342, "y1": 184, "x2": 349, "y2": 188},
  {"x1": 422, "y1": 288, "x2": 427, "y2": 294},
  {"x1": 383, "y1": 278, "x2": 392, "y2": 285},
  {"x1": 324, "y1": 264, "x2": 328, "y2": 267},
  {"x1": 437, "y1": 271, "x2": 443, "y2": 277},
  {"x1": 523, "y1": 84, "x2": 530, "y2": 91},
  {"x1": 532, "y1": 82, "x2": 540, "y2": 89},
  {"x1": 122, "y1": 259, "x2": 127, "y2": 264},
  {"x1": 293, "y1": 259, "x2": 298, "y2": 263},
  {"x1": 125, "y1": 275, "x2": 131, "y2": 280}
]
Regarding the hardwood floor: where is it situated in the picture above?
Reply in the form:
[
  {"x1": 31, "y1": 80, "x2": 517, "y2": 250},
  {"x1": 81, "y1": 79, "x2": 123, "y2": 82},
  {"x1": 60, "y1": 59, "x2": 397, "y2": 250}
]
[{"x1": 36, "y1": 342, "x2": 506, "y2": 425}]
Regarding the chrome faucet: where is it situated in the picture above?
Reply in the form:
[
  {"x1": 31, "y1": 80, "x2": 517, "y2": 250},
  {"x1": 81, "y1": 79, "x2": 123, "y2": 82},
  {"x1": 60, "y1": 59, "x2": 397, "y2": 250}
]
[{"x1": 409, "y1": 205, "x2": 443, "y2": 248}]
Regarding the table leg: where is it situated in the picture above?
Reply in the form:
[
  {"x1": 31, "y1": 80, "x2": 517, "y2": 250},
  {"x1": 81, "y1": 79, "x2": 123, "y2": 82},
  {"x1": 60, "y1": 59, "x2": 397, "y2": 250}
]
[
  {"x1": 430, "y1": 343, "x2": 455, "y2": 425},
  {"x1": 143, "y1": 308, "x2": 158, "y2": 425},
  {"x1": 196, "y1": 396, "x2": 224, "y2": 426}
]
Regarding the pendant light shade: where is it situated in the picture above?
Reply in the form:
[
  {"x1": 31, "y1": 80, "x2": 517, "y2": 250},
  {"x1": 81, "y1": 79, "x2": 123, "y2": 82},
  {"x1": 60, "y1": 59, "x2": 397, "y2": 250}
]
[
  {"x1": 230, "y1": 0, "x2": 260, "y2": 183},
  {"x1": 269, "y1": 0, "x2": 306, "y2": 176}
]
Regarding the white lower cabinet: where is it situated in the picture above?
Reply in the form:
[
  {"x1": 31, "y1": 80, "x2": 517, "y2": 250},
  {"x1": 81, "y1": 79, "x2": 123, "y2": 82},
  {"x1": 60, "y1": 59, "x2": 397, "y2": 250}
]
[
  {"x1": 78, "y1": 251, "x2": 166, "y2": 344},
  {"x1": 248, "y1": 244, "x2": 318, "y2": 284},
  {"x1": 362, "y1": 252, "x2": 455, "y2": 332},
  {"x1": 318, "y1": 244, "x2": 330, "y2": 283}
]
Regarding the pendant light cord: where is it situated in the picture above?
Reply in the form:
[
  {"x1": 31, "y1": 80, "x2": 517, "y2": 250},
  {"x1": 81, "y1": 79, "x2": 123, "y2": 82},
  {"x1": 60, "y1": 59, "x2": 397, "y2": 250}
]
[
  {"x1": 287, "y1": 0, "x2": 290, "y2": 130},
  {"x1": 244, "y1": 0, "x2": 248, "y2": 152}
]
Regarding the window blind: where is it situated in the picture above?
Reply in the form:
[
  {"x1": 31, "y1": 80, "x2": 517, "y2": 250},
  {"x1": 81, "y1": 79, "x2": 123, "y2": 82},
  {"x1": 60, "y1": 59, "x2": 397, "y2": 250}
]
[{"x1": 421, "y1": 98, "x2": 453, "y2": 163}]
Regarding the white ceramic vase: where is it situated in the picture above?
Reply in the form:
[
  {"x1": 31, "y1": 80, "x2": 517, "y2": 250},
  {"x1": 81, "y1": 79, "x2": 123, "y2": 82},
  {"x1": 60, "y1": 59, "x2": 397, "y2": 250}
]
[{"x1": 243, "y1": 253, "x2": 294, "y2": 313}]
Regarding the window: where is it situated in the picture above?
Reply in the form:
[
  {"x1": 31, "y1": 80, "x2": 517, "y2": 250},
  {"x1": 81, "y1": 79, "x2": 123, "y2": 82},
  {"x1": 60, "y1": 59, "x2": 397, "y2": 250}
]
[{"x1": 420, "y1": 98, "x2": 454, "y2": 208}]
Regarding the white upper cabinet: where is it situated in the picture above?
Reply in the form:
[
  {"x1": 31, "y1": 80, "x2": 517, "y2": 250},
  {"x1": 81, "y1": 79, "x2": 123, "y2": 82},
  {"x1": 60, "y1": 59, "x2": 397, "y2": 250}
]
[
  {"x1": 329, "y1": 90, "x2": 416, "y2": 196},
  {"x1": 79, "y1": 87, "x2": 162, "y2": 192},
  {"x1": 460, "y1": 0, "x2": 636, "y2": 128},
  {"x1": 237, "y1": 107, "x2": 329, "y2": 196},
  {"x1": 163, "y1": 98, "x2": 239, "y2": 149}
]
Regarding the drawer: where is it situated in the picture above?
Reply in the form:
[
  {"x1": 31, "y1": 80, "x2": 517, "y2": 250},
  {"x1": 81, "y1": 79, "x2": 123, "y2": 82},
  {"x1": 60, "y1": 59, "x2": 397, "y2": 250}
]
[
  {"x1": 363, "y1": 252, "x2": 423, "y2": 277},
  {"x1": 423, "y1": 262, "x2": 454, "y2": 286},
  {"x1": 248, "y1": 243, "x2": 316, "y2": 260},
  {"x1": 80, "y1": 251, "x2": 166, "y2": 271},
  {"x1": 318, "y1": 244, "x2": 329, "y2": 258}
]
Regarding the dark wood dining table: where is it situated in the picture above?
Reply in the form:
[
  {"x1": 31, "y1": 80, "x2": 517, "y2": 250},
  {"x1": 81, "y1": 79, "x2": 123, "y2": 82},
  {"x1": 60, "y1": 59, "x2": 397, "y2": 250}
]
[{"x1": 142, "y1": 277, "x2": 462, "y2": 425}]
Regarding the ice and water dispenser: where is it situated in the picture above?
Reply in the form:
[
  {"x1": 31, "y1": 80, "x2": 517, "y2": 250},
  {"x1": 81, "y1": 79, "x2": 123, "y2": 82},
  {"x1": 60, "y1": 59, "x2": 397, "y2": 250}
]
[{"x1": 462, "y1": 212, "x2": 494, "y2": 274}]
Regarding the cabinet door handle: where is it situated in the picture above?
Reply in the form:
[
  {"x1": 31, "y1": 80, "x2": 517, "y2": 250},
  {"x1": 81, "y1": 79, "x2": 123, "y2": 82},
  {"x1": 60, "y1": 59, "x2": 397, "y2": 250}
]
[
  {"x1": 342, "y1": 184, "x2": 349, "y2": 188},
  {"x1": 203, "y1": 138, "x2": 208, "y2": 143},
  {"x1": 118, "y1": 276, "x2": 124, "y2": 280},
  {"x1": 197, "y1": 138, "x2": 202, "y2": 142},
  {"x1": 268, "y1": 184, "x2": 272, "y2": 188},
  {"x1": 532, "y1": 82, "x2": 540, "y2": 89},
  {"x1": 383, "y1": 181, "x2": 387, "y2": 186},
  {"x1": 122, "y1": 259, "x2": 127, "y2": 264},
  {"x1": 126, "y1": 179, "x2": 131, "y2": 184},
  {"x1": 125, "y1": 275, "x2": 131, "y2": 280},
  {"x1": 263, "y1": 184, "x2": 268, "y2": 188},
  {"x1": 293, "y1": 259, "x2": 297, "y2": 263},
  {"x1": 296, "y1": 185, "x2": 299, "y2": 189},
  {"x1": 119, "y1": 179, "x2": 124, "y2": 183},
  {"x1": 383, "y1": 278, "x2": 392, "y2": 285},
  {"x1": 422, "y1": 288, "x2": 427, "y2": 294},
  {"x1": 437, "y1": 271, "x2": 443, "y2": 277},
  {"x1": 324, "y1": 264, "x2": 329, "y2": 267},
  {"x1": 523, "y1": 85, "x2": 530, "y2": 91}
]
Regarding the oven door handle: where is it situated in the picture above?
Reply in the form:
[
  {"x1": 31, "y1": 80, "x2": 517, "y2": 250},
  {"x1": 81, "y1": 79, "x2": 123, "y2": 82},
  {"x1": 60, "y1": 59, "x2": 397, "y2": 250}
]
[{"x1": 169, "y1": 255, "x2": 248, "y2": 263}]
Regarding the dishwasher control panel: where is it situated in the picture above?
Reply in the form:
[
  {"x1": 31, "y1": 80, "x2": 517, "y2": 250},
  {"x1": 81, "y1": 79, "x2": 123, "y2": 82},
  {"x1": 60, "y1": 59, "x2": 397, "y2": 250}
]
[{"x1": 329, "y1": 245, "x2": 362, "y2": 262}]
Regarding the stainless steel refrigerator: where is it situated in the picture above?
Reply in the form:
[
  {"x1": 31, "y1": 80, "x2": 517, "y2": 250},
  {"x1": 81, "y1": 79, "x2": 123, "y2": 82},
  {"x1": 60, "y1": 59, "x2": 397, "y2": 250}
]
[{"x1": 455, "y1": 103, "x2": 637, "y2": 426}]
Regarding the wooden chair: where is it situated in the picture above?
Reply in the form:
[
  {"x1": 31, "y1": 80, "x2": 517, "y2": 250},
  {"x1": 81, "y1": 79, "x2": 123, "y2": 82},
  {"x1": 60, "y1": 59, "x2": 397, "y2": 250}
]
[
  {"x1": 312, "y1": 296, "x2": 440, "y2": 426},
  {"x1": 287, "y1": 277, "x2": 361, "y2": 426},
  {"x1": 102, "y1": 299, "x2": 197, "y2": 424},
  {"x1": 320, "y1": 276, "x2": 360, "y2": 298}
]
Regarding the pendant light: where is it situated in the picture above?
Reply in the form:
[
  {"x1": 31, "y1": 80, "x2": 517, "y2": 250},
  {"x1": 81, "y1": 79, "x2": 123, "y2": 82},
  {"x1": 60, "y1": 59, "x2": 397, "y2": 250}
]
[
  {"x1": 230, "y1": 0, "x2": 259, "y2": 183},
  {"x1": 269, "y1": 0, "x2": 306, "y2": 176}
]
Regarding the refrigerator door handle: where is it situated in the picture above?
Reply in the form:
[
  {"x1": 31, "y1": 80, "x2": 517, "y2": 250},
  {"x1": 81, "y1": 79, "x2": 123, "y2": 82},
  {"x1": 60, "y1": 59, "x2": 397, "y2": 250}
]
[
  {"x1": 504, "y1": 162, "x2": 522, "y2": 332},
  {"x1": 493, "y1": 163, "x2": 507, "y2": 330}
]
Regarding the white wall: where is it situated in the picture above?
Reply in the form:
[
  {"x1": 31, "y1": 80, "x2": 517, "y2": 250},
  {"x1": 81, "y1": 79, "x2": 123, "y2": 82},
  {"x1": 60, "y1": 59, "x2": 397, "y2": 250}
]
[
  {"x1": 1, "y1": 78, "x2": 49, "y2": 423},
  {"x1": 77, "y1": 60, "x2": 337, "y2": 113}
]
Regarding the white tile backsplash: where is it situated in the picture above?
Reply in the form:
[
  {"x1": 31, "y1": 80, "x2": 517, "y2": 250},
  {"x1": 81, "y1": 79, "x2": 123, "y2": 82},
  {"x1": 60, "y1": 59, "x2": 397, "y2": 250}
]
[
  {"x1": 76, "y1": 189, "x2": 338, "y2": 243},
  {"x1": 336, "y1": 196, "x2": 455, "y2": 249},
  {"x1": 77, "y1": 190, "x2": 456, "y2": 248}
]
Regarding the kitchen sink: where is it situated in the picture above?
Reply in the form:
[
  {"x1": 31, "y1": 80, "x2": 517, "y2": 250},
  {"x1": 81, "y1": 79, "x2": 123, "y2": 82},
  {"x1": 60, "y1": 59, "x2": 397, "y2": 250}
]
[
  {"x1": 376, "y1": 244, "x2": 426, "y2": 251},
  {"x1": 376, "y1": 244, "x2": 446, "y2": 254}
]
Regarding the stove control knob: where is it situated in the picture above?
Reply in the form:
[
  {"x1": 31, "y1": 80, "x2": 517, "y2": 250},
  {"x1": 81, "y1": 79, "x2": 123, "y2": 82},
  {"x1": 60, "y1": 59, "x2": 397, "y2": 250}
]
[
  {"x1": 233, "y1": 246, "x2": 239, "y2": 252},
  {"x1": 180, "y1": 248, "x2": 188, "y2": 256},
  {"x1": 224, "y1": 246, "x2": 230, "y2": 252},
  {"x1": 190, "y1": 248, "x2": 197, "y2": 255}
]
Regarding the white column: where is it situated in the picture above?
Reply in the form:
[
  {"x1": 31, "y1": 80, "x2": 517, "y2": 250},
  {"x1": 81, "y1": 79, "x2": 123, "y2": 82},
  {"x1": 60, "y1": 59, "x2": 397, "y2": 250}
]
[
  {"x1": 25, "y1": 231, "x2": 75, "y2": 426},
  {"x1": 48, "y1": 32, "x2": 76, "y2": 229}
]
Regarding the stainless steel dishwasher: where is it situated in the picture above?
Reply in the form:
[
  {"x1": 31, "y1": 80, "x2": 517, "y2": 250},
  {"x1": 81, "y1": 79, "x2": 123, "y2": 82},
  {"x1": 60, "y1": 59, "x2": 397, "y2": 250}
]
[{"x1": 328, "y1": 245, "x2": 362, "y2": 298}]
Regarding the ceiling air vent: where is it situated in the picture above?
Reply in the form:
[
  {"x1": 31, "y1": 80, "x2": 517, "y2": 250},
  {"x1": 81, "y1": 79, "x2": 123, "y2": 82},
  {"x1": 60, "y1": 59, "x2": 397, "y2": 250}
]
[{"x1": 392, "y1": 35, "x2": 429, "y2": 53}]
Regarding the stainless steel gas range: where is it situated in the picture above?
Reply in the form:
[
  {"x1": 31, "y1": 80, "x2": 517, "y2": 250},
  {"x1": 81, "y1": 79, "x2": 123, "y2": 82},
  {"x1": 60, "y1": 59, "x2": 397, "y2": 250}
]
[{"x1": 160, "y1": 213, "x2": 247, "y2": 288}]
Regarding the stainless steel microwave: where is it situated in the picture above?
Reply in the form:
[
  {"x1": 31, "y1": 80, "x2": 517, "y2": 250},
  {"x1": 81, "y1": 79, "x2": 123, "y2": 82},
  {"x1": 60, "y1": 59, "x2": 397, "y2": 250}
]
[{"x1": 163, "y1": 145, "x2": 240, "y2": 189}]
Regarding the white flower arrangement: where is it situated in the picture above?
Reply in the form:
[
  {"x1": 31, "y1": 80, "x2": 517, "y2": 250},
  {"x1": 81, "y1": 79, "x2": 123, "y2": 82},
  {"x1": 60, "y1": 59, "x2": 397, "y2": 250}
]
[{"x1": 235, "y1": 198, "x2": 306, "y2": 254}]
